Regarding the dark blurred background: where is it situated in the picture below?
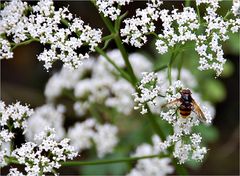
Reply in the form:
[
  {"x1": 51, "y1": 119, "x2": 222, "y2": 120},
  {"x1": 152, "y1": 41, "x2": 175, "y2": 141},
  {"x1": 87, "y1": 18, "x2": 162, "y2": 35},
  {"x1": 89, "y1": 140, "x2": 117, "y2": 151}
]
[{"x1": 1, "y1": 1, "x2": 239, "y2": 175}]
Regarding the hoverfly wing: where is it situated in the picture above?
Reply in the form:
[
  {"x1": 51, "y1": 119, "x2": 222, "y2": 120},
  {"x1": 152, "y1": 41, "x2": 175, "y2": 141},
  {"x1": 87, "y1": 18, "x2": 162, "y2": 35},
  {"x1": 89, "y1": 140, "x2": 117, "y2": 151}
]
[
  {"x1": 192, "y1": 99, "x2": 207, "y2": 122},
  {"x1": 161, "y1": 99, "x2": 181, "y2": 109}
]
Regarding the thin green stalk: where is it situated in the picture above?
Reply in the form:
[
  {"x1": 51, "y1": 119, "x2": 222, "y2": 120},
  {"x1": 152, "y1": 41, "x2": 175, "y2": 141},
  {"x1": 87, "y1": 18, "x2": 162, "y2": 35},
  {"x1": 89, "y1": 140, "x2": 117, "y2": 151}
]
[
  {"x1": 95, "y1": 46, "x2": 131, "y2": 83},
  {"x1": 196, "y1": 2, "x2": 201, "y2": 24},
  {"x1": 185, "y1": 0, "x2": 191, "y2": 7},
  {"x1": 114, "y1": 35, "x2": 138, "y2": 85},
  {"x1": 11, "y1": 38, "x2": 40, "y2": 51},
  {"x1": 61, "y1": 154, "x2": 164, "y2": 166},
  {"x1": 172, "y1": 154, "x2": 188, "y2": 175},
  {"x1": 223, "y1": 11, "x2": 231, "y2": 20},
  {"x1": 91, "y1": 0, "x2": 115, "y2": 33},
  {"x1": 168, "y1": 52, "x2": 175, "y2": 85},
  {"x1": 92, "y1": 0, "x2": 138, "y2": 86},
  {"x1": 102, "y1": 34, "x2": 115, "y2": 41},
  {"x1": 177, "y1": 53, "x2": 184, "y2": 80},
  {"x1": 146, "y1": 106, "x2": 166, "y2": 140},
  {"x1": 154, "y1": 64, "x2": 168, "y2": 72},
  {"x1": 5, "y1": 156, "x2": 19, "y2": 165}
]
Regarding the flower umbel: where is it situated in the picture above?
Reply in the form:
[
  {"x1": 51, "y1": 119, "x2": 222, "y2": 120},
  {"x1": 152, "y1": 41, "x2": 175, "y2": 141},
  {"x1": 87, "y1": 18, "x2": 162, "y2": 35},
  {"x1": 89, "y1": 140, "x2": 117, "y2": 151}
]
[{"x1": 0, "y1": 0, "x2": 102, "y2": 70}]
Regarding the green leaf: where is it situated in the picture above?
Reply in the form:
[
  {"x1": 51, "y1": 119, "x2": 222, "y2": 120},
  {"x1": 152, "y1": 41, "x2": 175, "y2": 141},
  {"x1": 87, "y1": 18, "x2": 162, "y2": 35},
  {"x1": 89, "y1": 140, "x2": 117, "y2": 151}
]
[
  {"x1": 202, "y1": 79, "x2": 226, "y2": 103},
  {"x1": 221, "y1": 60, "x2": 234, "y2": 78}
]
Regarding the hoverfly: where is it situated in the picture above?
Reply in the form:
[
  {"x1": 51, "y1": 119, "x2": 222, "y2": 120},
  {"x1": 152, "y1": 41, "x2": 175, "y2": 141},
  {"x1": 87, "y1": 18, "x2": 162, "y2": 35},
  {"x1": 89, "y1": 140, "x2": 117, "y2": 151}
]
[{"x1": 162, "y1": 89, "x2": 206, "y2": 122}]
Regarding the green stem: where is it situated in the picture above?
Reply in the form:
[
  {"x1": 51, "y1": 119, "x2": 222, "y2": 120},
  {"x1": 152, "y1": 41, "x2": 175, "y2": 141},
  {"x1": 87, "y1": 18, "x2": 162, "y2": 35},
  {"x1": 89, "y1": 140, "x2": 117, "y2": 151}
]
[
  {"x1": 168, "y1": 52, "x2": 175, "y2": 85},
  {"x1": 177, "y1": 53, "x2": 184, "y2": 80},
  {"x1": 11, "y1": 38, "x2": 40, "y2": 51},
  {"x1": 61, "y1": 154, "x2": 164, "y2": 166},
  {"x1": 5, "y1": 156, "x2": 19, "y2": 165},
  {"x1": 114, "y1": 35, "x2": 138, "y2": 85},
  {"x1": 95, "y1": 46, "x2": 131, "y2": 83},
  {"x1": 146, "y1": 106, "x2": 166, "y2": 140},
  {"x1": 196, "y1": 2, "x2": 201, "y2": 24},
  {"x1": 154, "y1": 64, "x2": 168, "y2": 72},
  {"x1": 172, "y1": 155, "x2": 188, "y2": 175},
  {"x1": 185, "y1": 0, "x2": 191, "y2": 7},
  {"x1": 223, "y1": 11, "x2": 231, "y2": 20},
  {"x1": 93, "y1": 0, "x2": 138, "y2": 86}
]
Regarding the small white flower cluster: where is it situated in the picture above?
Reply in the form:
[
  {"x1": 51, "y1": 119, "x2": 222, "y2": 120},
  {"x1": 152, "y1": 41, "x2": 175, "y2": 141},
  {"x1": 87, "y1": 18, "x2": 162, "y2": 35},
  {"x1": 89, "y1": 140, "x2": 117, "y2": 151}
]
[
  {"x1": 172, "y1": 133, "x2": 207, "y2": 164},
  {"x1": 156, "y1": 7, "x2": 199, "y2": 54},
  {"x1": 195, "y1": 1, "x2": 240, "y2": 76},
  {"x1": 232, "y1": 0, "x2": 240, "y2": 16},
  {"x1": 45, "y1": 50, "x2": 152, "y2": 116},
  {"x1": 0, "y1": 38, "x2": 13, "y2": 59},
  {"x1": 0, "y1": 101, "x2": 33, "y2": 167},
  {"x1": 133, "y1": 70, "x2": 215, "y2": 164},
  {"x1": 12, "y1": 127, "x2": 78, "y2": 176},
  {"x1": 25, "y1": 104, "x2": 66, "y2": 142},
  {"x1": 133, "y1": 68, "x2": 201, "y2": 115},
  {"x1": 121, "y1": 0, "x2": 239, "y2": 76},
  {"x1": 0, "y1": 0, "x2": 102, "y2": 70},
  {"x1": 195, "y1": 0, "x2": 219, "y2": 9},
  {"x1": 0, "y1": 101, "x2": 33, "y2": 134},
  {"x1": 121, "y1": 0, "x2": 163, "y2": 47},
  {"x1": 127, "y1": 135, "x2": 174, "y2": 176},
  {"x1": 96, "y1": 0, "x2": 130, "y2": 20},
  {"x1": 158, "y1": 81, "x2": 212, "y2": 164},
  {"x1": 8, "y1": 168, "x2": 24, "y2": 176},
  {"x1": 0, "y1": 100, "x2": 77, "y2": 174},
  {"x1": 67, "y1": 118, "x2": 118, "y2": 158},
  {"x1": 133, "y1": 72, "x2": 162, "y2": 114}
]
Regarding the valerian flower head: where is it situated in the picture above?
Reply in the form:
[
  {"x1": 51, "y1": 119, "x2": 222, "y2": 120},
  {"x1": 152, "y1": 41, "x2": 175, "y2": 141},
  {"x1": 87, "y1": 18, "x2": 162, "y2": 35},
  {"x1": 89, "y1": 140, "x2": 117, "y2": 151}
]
[
  {"x1": 0, "y1": 0, "x2": 102, "y2": 70},
  {"x1": 159, "y1": 81, "x2": 213, "y2": 164},
  {"x1": 8, "y1": 168, "x2": 24, "y2": 176},
  {"x1": 45, "y1": 50, "x2": 152, "y2": 116},
  {"x1": 12, "y1": 127, "x2": 78, "y2": 175},
  {"x1": 25, "y1": 104, "x2": 66, "y2": 142},
  {"x1": 121, "y1": 0, "x2": 239, "y2": 76},
  {"x1": 121, "y1": 0, "x2": 163, "y2": 47},
  {"x1": 133, "y1": 70, "x2": 215, "y2": 164},
  {"x1": 0, "y1": 101, "x2": 33, "y2": 133},
  {"x1": 96, "y1": 0, "x2": 131, "y2": 20},
  {"x1": 156, "y1": 7, "x2": 199, "y2": 54},
  {"x1": 67, "y1": 118, "x2": 118, "y2": 158},
  {"x1": 232, "y1": 0, "x2": 240, "y2": 16},
  {"x1": 0, "y1": 101, "x2": 33, "y2": 167},
  {"x1": 133, "y1": 72, "x2": 163, "y2": 114},
  {"x1": 127, "y1": 135, "x2": 174, "y2": 176}
]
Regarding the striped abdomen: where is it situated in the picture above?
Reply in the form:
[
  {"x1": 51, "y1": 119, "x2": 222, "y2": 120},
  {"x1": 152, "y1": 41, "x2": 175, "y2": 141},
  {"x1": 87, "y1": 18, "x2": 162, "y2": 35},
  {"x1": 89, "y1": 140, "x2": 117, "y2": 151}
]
[{"x1": 179, "y1": 103, "x2": 192, "y2": 118}]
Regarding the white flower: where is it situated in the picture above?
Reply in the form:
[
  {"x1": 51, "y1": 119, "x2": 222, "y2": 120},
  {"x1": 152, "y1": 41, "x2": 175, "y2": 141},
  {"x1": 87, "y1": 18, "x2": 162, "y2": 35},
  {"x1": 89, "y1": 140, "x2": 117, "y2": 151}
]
[
  {"x1": 0, "y1": 101, "x2": 33, "y2": 133},
  {"x1": 25, "y1": 104, "x2": 66, "y2": 142},
  {"x1": 67, "y1": 118, "x2": 118, "y2": 158},
  {"x1": 46, "y1": 50, "x2": 152, "y2": 116},
  {"x1": 156, "y1": 7, "x2": 199, "y2": 54},
  {"x1": 134, "y1": 71, "x2": 215, "y2": 164},
  {"x1": 133, "y1": 72, "x2": 162, "y2": 114},
  {"x1": 96, "y1": 0, "x2": 130, "y2": 20},
  {"x1": 8, "y1": 168, "x2": 24, "y2": 176},
  {"x1": 127, "y1": 135, "x2": 174, "y2": 176},
  {"x1": 67, "y1": 119, "x2": 97, "y2": 151},
  {"x1": 121, "y1": 0, "x2": 163, "y2": 47},
  {"x1": 45, "y1": 58, "x2": 94, "y2": 100},
  {"x1": 12, "y1": 127, "x2": 78, "y2": 175},
  {"x1": 121, "y1": 0, "x2": 239, "y2": 76},
  {"x1": 0, "y1": 0, "x2": 102, "y2": 70},
  {"x1": 0, "y1": 38, "x2": 13, "y2": 59},
  {"x1": 93, "y1": 123, "x2": 118, "y2": 158},
  {"x1": 232, "y1": 0, "x2": 240, "y2": 16}
]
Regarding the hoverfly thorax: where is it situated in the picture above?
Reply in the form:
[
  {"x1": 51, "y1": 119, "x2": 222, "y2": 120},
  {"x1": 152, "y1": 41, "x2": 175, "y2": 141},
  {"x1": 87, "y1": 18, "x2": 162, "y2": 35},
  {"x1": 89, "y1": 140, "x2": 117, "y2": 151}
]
[{"x1": 180, "y1": 89, "x2": 192, "y2": 103}]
